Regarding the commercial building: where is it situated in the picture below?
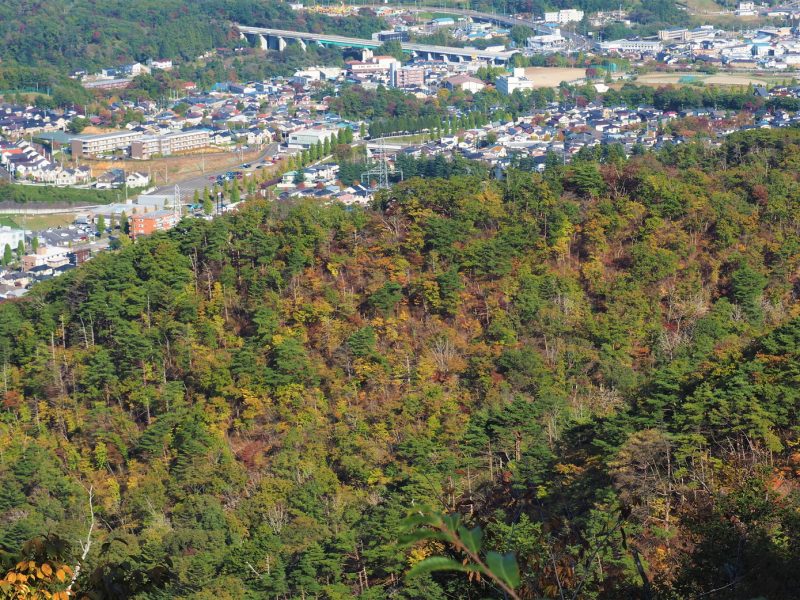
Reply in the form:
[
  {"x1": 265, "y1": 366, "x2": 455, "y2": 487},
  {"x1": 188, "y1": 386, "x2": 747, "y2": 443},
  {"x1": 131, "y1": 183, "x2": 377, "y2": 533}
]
[
  {"x1": 598, "y1": 39, "x2": 663, "y2": 54},
  {"x1": 442, "y1": 74, "x2": 486, "y2": 93},
  {"x1": 287, "y1": 128, "x2": 340, "y2": 149},
  {"x1": 544, "y1": 9, "x2": 584, "y2": 24},
  {"x1": 0, "y1": 226, "x2": 25, "y2": 251},
  {"x1": 130, "y1": 129, "x2": 210, "y2": 160},
  {"x1": 129, "y1": 210, "x2": 180, "y2": 240},
  {"x1": 658, "y1": 27, "x2": 714, "y2": 42},
  {"x1": 70, "y1": 131, "x2": 142, "y2": 158},
  {"x1": 346, "y1": 54, "x2": 401, "y2": 76},
  {"x1": 496, "y1": 68, "x2": 535, "y2": 95},
  {"x1": 527, "y1": 32, "x2": 566, "y2": 52},
  {"x1": 372, "y1": 30, "x2": 409, "y2": 43}
]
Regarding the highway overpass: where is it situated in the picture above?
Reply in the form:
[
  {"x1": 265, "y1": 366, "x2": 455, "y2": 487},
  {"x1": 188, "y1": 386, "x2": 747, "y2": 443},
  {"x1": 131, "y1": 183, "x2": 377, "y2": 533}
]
[
  {"x1": 236, "y1": 24, "x2": 520, "y2": 64},
  {"x1": 359, "y1": 5, "x2": 591, "y2": 50},
  {"x1": 364, "y1": 5, "x2": 550, "y2": 32}
]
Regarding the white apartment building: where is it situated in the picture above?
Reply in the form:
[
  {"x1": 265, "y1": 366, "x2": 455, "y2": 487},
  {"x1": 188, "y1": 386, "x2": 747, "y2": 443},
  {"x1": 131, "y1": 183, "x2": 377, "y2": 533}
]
[
  {"x1": 496, "y1": 68, "x2": 535, "y2": 95},
  {"x1": 70, "y1": 131, "x2": 142, "y2": 158},
  {"x1": 130, "y1": 129, "x2": 211, "y2": 160},
  {"x1": 544, "y1": 9, "x2": 584, "y2": 24},
  {"x1": 736, "y1": 1, "x2": 757, "y2": 16},
  {"x1": 0, "y1": 226, "x2": 25, "y2": 252}
]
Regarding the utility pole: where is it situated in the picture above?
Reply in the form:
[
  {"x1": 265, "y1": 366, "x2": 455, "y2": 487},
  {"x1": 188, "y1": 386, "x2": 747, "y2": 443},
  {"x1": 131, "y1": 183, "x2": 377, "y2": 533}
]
[{"x1": 174, "y1": 184, "x2": 182, "y2": 220}]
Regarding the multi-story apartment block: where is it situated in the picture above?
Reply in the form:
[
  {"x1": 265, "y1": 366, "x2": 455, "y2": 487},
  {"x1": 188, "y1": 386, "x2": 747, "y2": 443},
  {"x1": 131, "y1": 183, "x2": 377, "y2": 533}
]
[
  {"x1": 70, "y1": 131, "x2": 142, "y2": 158},
  {"x1": 496, "y1": 68, "x2": 535, "y2": 95},
  {"x1": 391, "y1": 66, "x2": 425, "y2": 88},
  {"x1": 130, "y1": 129, "x2": 210, "y2": 160},
  {"x1": 544, "y1": 9, "x2": 584, "y2": 24},
  {"x1": 129, "y1": 210, "x2": 180, "y2": 239}
]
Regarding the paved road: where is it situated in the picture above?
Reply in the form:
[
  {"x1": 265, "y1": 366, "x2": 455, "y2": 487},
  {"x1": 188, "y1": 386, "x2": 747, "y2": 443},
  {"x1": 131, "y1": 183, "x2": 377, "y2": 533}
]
[
  {"x1": 237, "y1": 25, "x2": 519, "y2": 63},
  {"x1": 361, "y1": 4, "x2": 592, "y2": 50},
  {"x1": 152, "y1": 143, "x2": 281, "y2": 202},
  {"x1": 238, "y1": 5, "x2": 591, "y2": 58}
]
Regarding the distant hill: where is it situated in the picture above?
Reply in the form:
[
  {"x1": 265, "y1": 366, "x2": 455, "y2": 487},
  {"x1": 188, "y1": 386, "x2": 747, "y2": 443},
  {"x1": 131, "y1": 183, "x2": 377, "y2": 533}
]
[{"x1": 0, "y1": 0, "x2": 385, "y2": 71}]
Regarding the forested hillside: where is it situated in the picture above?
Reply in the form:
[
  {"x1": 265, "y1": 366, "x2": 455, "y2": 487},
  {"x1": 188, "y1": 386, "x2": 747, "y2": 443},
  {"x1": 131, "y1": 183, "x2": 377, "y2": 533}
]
[
  {"x1": 1, "y1": 128, "x2": 800, "y2": 599},
  {"x1": 1, "y1": 0, "x2": 384, "y2": 71}
]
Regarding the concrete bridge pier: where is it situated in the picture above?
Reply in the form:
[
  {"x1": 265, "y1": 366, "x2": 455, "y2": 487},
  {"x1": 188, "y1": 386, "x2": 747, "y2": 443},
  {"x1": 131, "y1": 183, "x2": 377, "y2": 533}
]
[
  {"x1": 257, "y1": 34, "x2": 268, "y2": 51},
  {"x1": 297, "y1": 38, "x2": 307, "y2": 51},
  {"x1": 264, "y1": 35, "x2": 287, "y2": 51}
]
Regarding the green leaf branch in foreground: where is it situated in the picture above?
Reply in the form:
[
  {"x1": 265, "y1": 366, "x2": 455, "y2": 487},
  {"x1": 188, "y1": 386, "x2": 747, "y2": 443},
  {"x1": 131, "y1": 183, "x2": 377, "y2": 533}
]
[{"x1": 403, "y1": 508, "x2": 522, "y2": 599}]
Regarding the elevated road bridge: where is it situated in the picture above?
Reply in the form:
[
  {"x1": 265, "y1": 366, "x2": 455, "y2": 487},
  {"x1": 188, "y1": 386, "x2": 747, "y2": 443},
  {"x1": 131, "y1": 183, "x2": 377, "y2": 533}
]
[{"x1": 236, "y1": 24, "x2": 520, "y2": 64}]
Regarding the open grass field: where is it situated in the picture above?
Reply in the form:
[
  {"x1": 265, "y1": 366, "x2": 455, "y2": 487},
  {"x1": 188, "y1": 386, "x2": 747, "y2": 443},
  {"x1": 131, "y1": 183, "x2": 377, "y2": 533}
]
[
  {"x1": 681, "y1": 0, "x2": 725, "y2": 14},
  {"x1": 2, "y1": 213, "x2": 77, "y2": 230},
  {"x1": 523, "y1": 67, "x2": 586, "y2": 87},
  {"x1": 695, "y1": 12, "x2": 765, "y2": 26},
  {"x1": 633, "y1": 71, "x2": 791, "y2": 88}
]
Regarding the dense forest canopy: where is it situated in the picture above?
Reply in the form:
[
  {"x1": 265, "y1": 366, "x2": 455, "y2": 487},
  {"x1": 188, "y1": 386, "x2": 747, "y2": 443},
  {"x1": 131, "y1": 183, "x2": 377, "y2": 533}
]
[
  {"x1": 0, "y1": 0, "x2": 384, "y2": 71},
  {"x1": 1, "y1": 128, "x2": 800, "y2": 598},
  {"x1": 1, "y1": 0, "x2": 711, "y2": 76}
]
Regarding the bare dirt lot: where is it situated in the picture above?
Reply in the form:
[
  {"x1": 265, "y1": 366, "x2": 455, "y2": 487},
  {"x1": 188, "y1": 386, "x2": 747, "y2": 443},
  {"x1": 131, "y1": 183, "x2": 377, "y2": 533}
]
[
  {"x1": 80, "y1": 147, "x2": 265, "y2": 188},
  {"x1": 523, "y1": 67, "x2": 587, "y2": 88}
]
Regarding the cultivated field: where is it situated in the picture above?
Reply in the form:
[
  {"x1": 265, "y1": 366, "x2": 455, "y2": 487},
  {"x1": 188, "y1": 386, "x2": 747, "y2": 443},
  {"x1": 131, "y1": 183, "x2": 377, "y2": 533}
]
[{"x1": 523, "y1": 67, "x2": 586, "y2": 88}]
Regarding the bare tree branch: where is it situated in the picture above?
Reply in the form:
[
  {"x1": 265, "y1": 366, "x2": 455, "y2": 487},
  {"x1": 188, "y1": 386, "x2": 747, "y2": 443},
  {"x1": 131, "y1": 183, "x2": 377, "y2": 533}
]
[{"x1": 68, "y1": 485, "x2": 95, "y2": 593}]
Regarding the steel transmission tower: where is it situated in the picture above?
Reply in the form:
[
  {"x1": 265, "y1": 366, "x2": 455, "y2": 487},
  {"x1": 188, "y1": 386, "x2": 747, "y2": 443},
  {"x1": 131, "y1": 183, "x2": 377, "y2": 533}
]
[{"x1": 360, "y1": 139, "x2": 402, "y2": 189}]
